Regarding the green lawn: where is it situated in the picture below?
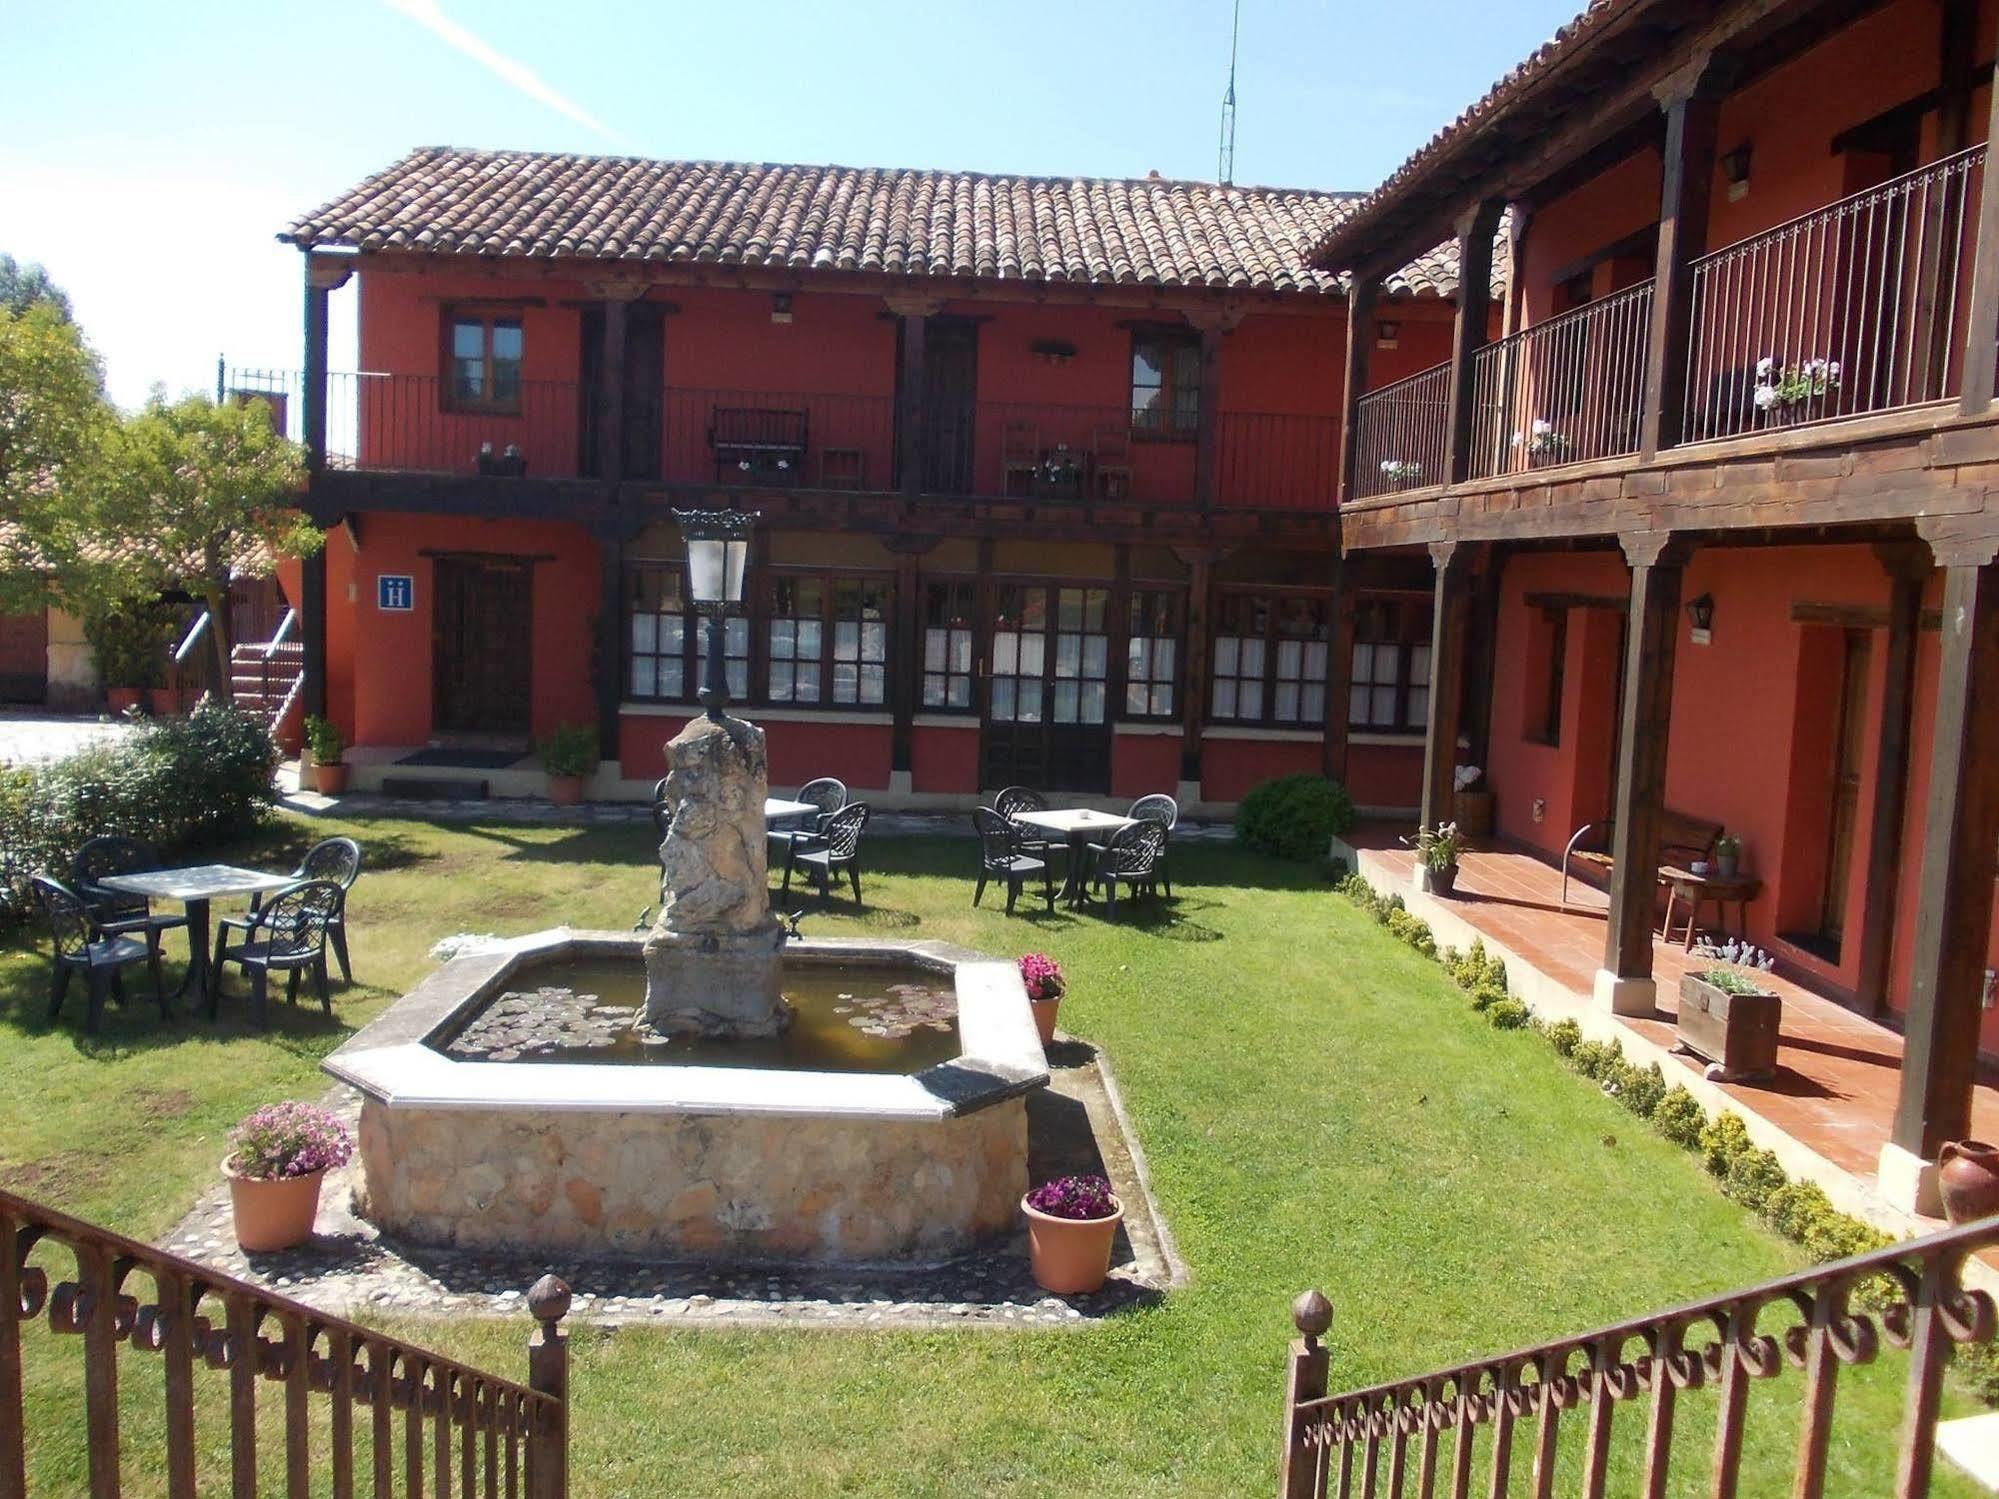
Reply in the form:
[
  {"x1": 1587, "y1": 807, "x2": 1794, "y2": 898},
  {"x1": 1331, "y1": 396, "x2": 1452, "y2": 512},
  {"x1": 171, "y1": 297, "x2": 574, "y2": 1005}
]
[{"x1": 0, "y1": 814, "x2": 1975, "y2": 1495}]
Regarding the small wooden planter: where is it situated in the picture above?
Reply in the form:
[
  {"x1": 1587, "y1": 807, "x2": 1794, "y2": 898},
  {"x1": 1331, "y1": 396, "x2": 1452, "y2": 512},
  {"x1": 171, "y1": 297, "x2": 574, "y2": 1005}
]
[
  {"x1": 1453, "y1": 789, "x2": 1494, "y2": 839},
  {"x1": 1677, "y1": 974, "x2": 1781, "y2": 1082}
]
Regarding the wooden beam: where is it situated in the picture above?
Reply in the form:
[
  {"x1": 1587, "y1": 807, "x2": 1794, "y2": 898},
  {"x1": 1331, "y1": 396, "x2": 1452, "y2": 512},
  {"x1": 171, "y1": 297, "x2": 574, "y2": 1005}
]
[
  {"x1": 1853, "y1": 541, "x2": 1931, "y2": 1019},
  {"x1": 1336, "y1": 277, "x2": 1379, "y2": 506},
  {"x1": 1524, "y1": 590, "x2": 1628, "y2": 613},
  {"x1": 593, "y1": 521, "x2": 624, "y2": 756},
  {"x1": 1890, "y1": 547, "x2": 1999, "y2": 1159},
  {"x1": 897, "y1": 310, "x2": 927, "y2": 497},
  {"x1": 597, "y1": 298, "x2": 629, "y2": 483},
  {"x1": 302, "y1": 267, "x2": 330, "y2": 471},
  {"x1": 1443, "y1": 201, "x2": 1505, "y2": 484},
  {"x1": 1192, "y1": 321, "x2": 1229, "y2": 509},
  {"x1": 1419, "y1": 540, "x2": 1471, "y2": 828},
  {"x1": 1639, "y1": 67, "x2": 1723, "y2": 460},
  {"x1": 1324, "y1": 554, "x2": 1355, "y2": 783},
  {"x1": 1598, "y1": 531, "x2": 1687, "y2": 1013},
  {"x1": 1461, "y1": 548, "x2": 1506, "y2": 768},
  {"x1": 1962, "y1": 3, "x2": 1999, "y2": 414},
  {"x1": 1181, "y1": 551, "x2": 1214, "y2": 784},
  {"x1": 886, "y1": 540, "x2": 930, "y2": 774},
  {"x1": 1937, "y1": 0, "x2": 1982, "y2": 153}
]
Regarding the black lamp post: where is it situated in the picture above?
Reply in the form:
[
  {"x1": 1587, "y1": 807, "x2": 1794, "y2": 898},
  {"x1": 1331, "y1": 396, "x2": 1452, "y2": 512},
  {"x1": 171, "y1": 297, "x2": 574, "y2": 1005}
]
[{"x1": 673, "y1": 508, "x2": 754, "y2": 720}]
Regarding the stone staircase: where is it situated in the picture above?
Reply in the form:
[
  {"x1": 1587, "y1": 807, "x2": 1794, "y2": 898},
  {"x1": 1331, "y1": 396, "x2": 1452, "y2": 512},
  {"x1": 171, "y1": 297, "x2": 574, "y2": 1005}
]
[{"x1": 230, "y1": 631, "x2": 303, "y2": 740}]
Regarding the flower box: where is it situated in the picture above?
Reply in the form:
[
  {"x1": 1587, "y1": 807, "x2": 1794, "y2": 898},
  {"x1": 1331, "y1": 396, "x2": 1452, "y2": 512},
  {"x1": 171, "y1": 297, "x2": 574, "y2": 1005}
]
[{"x1": 1676, "y1": 973, "x2": 1781, "y2": 1083}]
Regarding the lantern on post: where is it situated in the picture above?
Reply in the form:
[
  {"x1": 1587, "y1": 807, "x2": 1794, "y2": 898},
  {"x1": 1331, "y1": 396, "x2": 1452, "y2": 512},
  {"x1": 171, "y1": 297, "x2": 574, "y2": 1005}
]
[{"x1": 672, "y1": 508, "x2": 755, "y2": 719}]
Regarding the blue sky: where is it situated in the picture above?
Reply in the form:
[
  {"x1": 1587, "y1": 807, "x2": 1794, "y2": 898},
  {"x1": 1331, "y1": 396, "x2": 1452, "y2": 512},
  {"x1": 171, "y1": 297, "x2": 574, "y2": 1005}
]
[{"x1": 0, "y1": 1, "x2": 1577, "y2": 408}]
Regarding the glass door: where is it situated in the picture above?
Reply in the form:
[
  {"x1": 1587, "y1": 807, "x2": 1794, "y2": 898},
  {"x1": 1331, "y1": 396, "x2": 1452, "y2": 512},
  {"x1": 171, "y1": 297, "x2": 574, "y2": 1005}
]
[{"x1": 980, "y1": 583, "x2": 1112, "y2": 792}]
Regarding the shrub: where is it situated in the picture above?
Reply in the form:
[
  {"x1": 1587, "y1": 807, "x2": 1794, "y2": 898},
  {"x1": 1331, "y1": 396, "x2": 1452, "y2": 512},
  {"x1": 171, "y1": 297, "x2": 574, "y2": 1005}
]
[
  {"x1": 1723, "y1": 1147, "x2": 1788, "y2": 1213},
  {"x1": 1618, "y1": 1062, "x2": 1668, "y2": 1119},
  {"x1": 1699, "y1": 1112, "x2": 1753, "y2": 1177},
  {"x1": 1485, "y1": 998, "x2": 1530, "y2": 1030},
  {"x1": 1545, "y1": 1018, "x2": 1582, "y2": 1058},
  {"x1": 1469, "y1": 984, "x2": 1507, "y2": 1013},
  {"x1": 538, "y1": 722, "x2": 598, "y2": 777},
  {"x1": 1569, "y1": 1037, "x2": 1624, "y2": 1082},
  {"x1": 304, "y1": 714, "x2": 343, "y2": 765},
  {"x1": 1235, "y1": 774, "x2": 1355, "y2": 861},
  {"x1": 84, "y1": 599, "x2": 177, "y2": 690},
  {"x1": 1385, "y1": 909, "x2": 1435, "y2": 957},
  {"x1": 1653, "y1": 1086, "x2": 1706, "y2": 1149},
  {"x1": 0, "y1": 697, "x2": 277, "y2": 920}
]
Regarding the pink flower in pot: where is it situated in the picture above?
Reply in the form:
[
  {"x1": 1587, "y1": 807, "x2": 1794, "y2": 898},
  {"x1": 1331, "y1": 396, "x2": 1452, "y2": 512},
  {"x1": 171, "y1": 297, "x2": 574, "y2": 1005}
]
[
  {"x1": 1022, "y1": 1173, "x2": 1123, "y2": 1294},
  {"x1": 222, "y1": 1101, "x2": 353, "y2": 1252},
  {"x1": 1019, "y1": 952, "x2": 1065, "y2": 1047}
]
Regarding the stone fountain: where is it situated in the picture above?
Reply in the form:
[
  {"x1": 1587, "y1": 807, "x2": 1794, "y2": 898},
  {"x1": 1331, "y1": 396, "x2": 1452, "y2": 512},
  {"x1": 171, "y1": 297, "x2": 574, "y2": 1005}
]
[{"x1": 641, "y1": 712, "x2": 791, "y2": 1038}]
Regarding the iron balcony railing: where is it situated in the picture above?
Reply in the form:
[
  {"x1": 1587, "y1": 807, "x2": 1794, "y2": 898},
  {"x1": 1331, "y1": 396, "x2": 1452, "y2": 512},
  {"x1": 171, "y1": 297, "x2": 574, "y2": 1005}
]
[
  {"x1": 1, "y1": 1185, "x2": 572, "y2": 1498},
  {"x1": 1684, "y1": 143, "x2": 1987, "y2": 444},
  {"x1": 1349, "y1": 362, "x2": 1451, "y2": 500},
  {"x1": 1277, "y1": 1213, "x2": 1999, "y2": 1499},
  {"x1": 1470, "y1": 280, "x2": 1655, "y2": 480}
]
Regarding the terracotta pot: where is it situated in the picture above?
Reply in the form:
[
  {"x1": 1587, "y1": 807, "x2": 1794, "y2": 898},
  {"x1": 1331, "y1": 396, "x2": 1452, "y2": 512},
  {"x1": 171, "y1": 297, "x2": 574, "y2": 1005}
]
[
  {"x1": 1939, "y1": 1140, "x2": 1999, "y2": 1225},
  {"x1": 224, "y1": 1159, "x2": 326, "y2": 1252},
  {"x1": 147, "y1": 688, "x2": 181, "y2": 716},
  {"x1": 105, "y1": 687, "x2": 143, "y2": 713},
  {"x1": 312, "y1": 760, "x2": 350, "y2": 795},
  {"x1": 1022, "y1": 1195, "x2": 1123, "y2": 1295},
  {"x1": 547, "y1": 773, "x2": 585, "y2": 806},
  {"x1": 1029, "y1": 994, "x2": 1061, "y2": 1048}
]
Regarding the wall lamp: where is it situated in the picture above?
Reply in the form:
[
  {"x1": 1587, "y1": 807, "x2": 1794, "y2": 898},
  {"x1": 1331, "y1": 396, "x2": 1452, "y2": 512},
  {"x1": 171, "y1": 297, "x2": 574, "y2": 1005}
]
[
  {"x1": 1686, "y1": 593, "x2": 1716, "y2": 645},
  {"x1": 1722, "y1": 144, "x2": 1753, "y2": 202},
  {"x1": 1375, "y1": 319, "x2": 1401, "y2": 349},
  {"x1": 771, "y1": 292, "x2": 794, "y2": 324}
]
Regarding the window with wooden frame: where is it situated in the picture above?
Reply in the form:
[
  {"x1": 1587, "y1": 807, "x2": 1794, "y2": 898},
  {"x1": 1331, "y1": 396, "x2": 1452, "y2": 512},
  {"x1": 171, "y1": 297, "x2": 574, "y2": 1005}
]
[
  {"x1": 1124, "y1": 589, "x2": 1182, "y2": 719},
  {"x1": 1347, "y1": 597, "x2": 1433, "y2": 734},
  {"x1": 444, "y1": 308, "x2": 524, "y2": 413},
  {"x1": 1209, "y1": 592, "x2": 1330, "y2": 726},
  {"x1": 921, "y1": 579, "x2": 977, "y2": 713},
  {"x1": 1130, "y1": 328, "x2": 1201, "y2": 439},
  {"x1": 624, "y1": 562, "x2": 747, "y2": 704},
  {"x1": 766, "y1": 573, "x2": 890, "y2": 708}
]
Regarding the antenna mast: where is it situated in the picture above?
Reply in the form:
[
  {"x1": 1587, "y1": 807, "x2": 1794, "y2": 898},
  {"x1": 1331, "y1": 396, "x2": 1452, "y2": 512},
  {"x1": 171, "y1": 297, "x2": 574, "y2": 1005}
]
[{"x1": 1218, "y1": 0, "x2": 1241, "y2": 184}]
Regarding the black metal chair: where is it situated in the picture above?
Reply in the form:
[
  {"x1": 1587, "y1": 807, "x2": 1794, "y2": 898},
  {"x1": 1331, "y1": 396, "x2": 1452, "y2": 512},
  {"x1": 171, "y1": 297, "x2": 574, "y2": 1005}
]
[
  {"x1": 768, "y1": 776, "x2": 849, "y2": 884},
  {"x1": 211, "y1": 879, "x2": 345, "y2": 1024},
  {"x1": 32, "y1": 875, "x2": 165, "y2": 1032},
  {"x1": 973, "y1": 807, "x2": 1055, "y2": 915},
  {"x1": 1127, "y1": 793, "x2": 1180, "y2": 898},
  {"x1": 1091, "y1": 822, "x2": 1168, "y2": 917},
  {"x1": 71, "y1": 835, "x2": 188, "y2": 965},
  {"x1": 788, "y1": 802, "x2": 871, "y2": 906},
  {"x1": 992, "y1": 785, "x2": 1061, "y2": 861},
  {"x1": 650, "y1": 776, "x2": 672, "y2": 842},
  {"x1": 216, "y1": 837, "x2": 363, "y2": 984}
]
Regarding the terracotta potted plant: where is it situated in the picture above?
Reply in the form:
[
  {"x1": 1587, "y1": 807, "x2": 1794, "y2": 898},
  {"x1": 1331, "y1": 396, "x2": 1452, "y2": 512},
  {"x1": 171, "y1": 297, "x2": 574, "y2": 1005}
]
[
  {"x1": 1020, "y1": 952, "x2": 1065, "y2": 1047},
  {"x1": 1022, "y1": 1173, "x2": 1122, "y2": 1295},
  {"x1": 1939, "y1": 1141, "x2": 1999, "y2": 1224},
  {"x1": 88, "y1": 601, "x2": 166, "y2": 715},
  {"x1": 1405, "y1": 821, "x2": 1466, "y2": 897},
  {"x1": 305, "y1": 714, "x2": 348, "y2": 795},
  {"x1": 222, "y1": 1101, "x2": 353, "y2": 1252},
  {"x1": 539, "y1": 722, "x2": 598, "y2": 806}
]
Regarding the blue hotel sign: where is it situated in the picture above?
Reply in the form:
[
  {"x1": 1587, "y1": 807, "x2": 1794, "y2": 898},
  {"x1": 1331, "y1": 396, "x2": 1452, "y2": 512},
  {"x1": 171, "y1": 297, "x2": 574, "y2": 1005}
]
[{"x1": 377, "y1": 574, "x2": 415, "y2": 612}]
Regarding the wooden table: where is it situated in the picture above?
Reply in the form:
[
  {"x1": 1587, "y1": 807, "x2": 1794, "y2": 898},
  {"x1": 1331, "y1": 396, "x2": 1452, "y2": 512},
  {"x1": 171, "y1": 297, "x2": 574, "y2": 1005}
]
[
  {"x1": 96, "y1": 864, "x2": 298, "y2": 1015},
  {"x1": 1013, "y1": 809, "x2": 1137, "y2": 906},
  {"x1": 1658, "y1": 864, "x2": 1763, "y2": 950}
]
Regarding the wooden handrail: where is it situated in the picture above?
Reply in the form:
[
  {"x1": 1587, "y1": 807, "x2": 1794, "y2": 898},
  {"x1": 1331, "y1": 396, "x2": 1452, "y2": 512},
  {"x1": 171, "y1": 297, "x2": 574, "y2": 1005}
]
[
  {"x1": 1278, "y1": 1213, "x2": 1999, "y2": 1498},
  {"x1": 0, "y1": 1185, "x2": 571, "y2": 1498}
]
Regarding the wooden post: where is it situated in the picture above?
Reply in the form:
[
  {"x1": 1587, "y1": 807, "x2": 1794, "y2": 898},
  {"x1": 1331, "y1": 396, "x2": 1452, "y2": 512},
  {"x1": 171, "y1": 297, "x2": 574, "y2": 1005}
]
[
  {"x1": 598, "y1": 297, "x2": 630, "y2": 482},
  {"x1": 1419, "y1": 541, "x2": 1470, "y2": 832},
  {"x1": 1323, "y1": 553, "x2": 1355, "y2": 784},
  {"x1": 302, "y1": 263, "x2": 330, "y2": 472},
  {"x1": 300, "y1": 549, "x2": 328, "y2": 722},
  {"x1": 894, "y1": 304, "x2": 929, "y2": 497},
  {"x1": 1461, "y1": 548, "x2": 1506, "y2": 770},
  {"x1": 1640, "y1": 66, "x2": 1723, "y2": 460},
  {"x1": 525, "y1": 1275, "x2": 571, "y2": 1499},
  {"x1": 1335, "y1": 277, "x2": 1378, "y2": 506},
  {"x1": 888, "y1": 540, "x2": 930, "y2": 776},
  {"x1": 1191, "y1": 312, "x2": 1238, "y2": 509},
  {"x1": 1179, "y1": 549, "x2": 1214, "y2": 786},
  {"x1": 1853, "y1": 542, "x2": 1930, "y2": 1018},
  {"x1": 1884, "y1": 543, "x2": 1999, "y2": 1203},
  {"x1": 593, "y1": 515, "x2": 626, "y2": 759},
  {"x1": 1280, "y1": 1291, "x2": 1333, "y2": 1499},
  {"x1": 1959, "y1": 9, "x2": 1999, "y2": 414},
  {"x1": 1443, "y1": 200, "x2": 1503, "y2": 485},
  {"x1": 1596, "y1": 532, "x2": 1686, "y2": 1015}
]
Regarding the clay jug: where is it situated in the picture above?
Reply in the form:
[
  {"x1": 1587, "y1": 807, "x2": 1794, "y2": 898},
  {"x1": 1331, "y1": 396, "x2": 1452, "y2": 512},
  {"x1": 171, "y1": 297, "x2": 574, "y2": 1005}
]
[{"x1": 1938, "y1": 1140, "x2": 1999, "y2": 1224}]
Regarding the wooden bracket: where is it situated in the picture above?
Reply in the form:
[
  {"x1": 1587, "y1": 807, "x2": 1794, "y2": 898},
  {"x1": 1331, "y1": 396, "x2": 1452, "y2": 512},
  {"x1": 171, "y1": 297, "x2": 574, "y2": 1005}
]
[
  {"x1": 882, "y1": 292, "x2": 948, "y2": 319},
  {"x1": 305, "y1": 253, "x2": 355, "y2": 292},
  {"x1": 1873, "y1": 539, "x2": 1936, "y2": 583},
  {"x1": 1619, "y1": 530, "x2": 1690, "y2": 570},
  {"x1": 1917, "y1": 517, "x2": 1999, "y2": 568}
]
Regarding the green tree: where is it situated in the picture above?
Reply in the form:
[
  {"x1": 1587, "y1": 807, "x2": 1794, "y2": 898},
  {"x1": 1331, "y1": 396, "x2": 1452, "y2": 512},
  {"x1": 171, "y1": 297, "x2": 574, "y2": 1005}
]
[
  {"x1": 0, "y1": 253, "x2": 75, "y2": 323},
  {"x1": 0, "y1": 302, "x2": 112, "y2": 614},
  {"x1": 99, "y1": 395, "x2": 317, "y2": 681}
]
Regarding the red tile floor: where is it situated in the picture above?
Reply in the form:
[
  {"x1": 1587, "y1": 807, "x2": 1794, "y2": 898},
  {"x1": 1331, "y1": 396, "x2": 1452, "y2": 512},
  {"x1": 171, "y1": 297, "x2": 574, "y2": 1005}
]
[{"x1": 1341, "y1": 825, "x2": 1999, "y2": 1222}]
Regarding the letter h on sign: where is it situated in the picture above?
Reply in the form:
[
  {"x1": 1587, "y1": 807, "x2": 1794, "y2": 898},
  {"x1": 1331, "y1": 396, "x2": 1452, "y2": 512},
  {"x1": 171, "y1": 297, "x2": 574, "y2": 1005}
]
[{"x1": 378, "y1": 574, "x2": 414, "y2": 612}]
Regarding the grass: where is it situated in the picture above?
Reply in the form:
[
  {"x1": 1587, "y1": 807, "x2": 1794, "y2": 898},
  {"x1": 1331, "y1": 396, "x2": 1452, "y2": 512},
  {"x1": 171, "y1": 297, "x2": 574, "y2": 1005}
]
[{"x1": 0, "y1": 813, "x2": 1980, "y2": 1495}]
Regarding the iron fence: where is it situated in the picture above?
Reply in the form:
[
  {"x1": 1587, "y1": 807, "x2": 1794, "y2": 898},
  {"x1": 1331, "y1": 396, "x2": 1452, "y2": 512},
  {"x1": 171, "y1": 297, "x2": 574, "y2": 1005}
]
[
  {"x1": 1348, "y1": 362, "x2": 1451, "y2": 500},
  {"x1": 1469, "y1": 280, "x2": 1654, "y2": 479}
]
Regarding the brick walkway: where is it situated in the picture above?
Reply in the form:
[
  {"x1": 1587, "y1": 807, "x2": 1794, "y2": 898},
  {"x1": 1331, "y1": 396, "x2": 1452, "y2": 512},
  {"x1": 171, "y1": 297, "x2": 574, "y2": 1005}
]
[{"x1": 1339, "y1": 825, "x2": 1999, "y2": 1248}]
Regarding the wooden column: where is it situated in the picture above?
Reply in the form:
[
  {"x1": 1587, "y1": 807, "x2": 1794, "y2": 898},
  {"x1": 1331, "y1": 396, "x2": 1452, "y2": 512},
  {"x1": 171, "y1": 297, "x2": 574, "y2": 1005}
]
[
  {"x1": 1461, "y1": 548, "x2": 1506, "y2": 769},
  {"x1": 887, "y1": 539, "x2": 932, "y2": 776},
  {"x1": 1640, "y1": 65, "x2": 1723, "y2": 459},
  {"x1": 591, "y1": 510, "x2": 630, "y2": 759},
  {"x1": 1419, "y1": 541, "x2": 1470, "y2": 830},
  {"x1": 1323, "y1": 553, "x2": 1356, "y2": 784},
  {"x1": 1178, "y1": 549, "x2": 1214, "y2": 786},
  {"x1": 1443, "y1": 200, "x2": 1503, "y2": 484},
  {"x1": 1189, "y1": 310, "x2": 1240, "y2": 509},
  {"x1": 1853, "y1": 541, "x2": 1931, "y2": 1019},
  {"x1": 1960, "y1": 7, "x2": 1999, "y2": 413},
  {"x1": 1597, "y1": 532, "x2": 1687, "y2": 1015},
  {"x1": 299, "y1": 255, "x2": 348, "y2": 724},
  {"x1": 302, "y1": 270, "x2": 330, "y2": 471},
  {"x1": 598, "y1": 296, "x2": 630, "y2": 482},
  {"x1": 1886, "y1": 541, "x2": 1999, "y2": 1188},
  {"x1": 890, "y1": 298, "x2": 940, "y2": 497},
  {"x1": 1335, "y1": 276, "x2": 1379, "y2": 505}
]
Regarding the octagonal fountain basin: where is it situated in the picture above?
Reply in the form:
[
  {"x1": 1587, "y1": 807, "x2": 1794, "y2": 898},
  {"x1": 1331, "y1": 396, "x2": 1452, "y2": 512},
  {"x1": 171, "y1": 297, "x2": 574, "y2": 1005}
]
[{"x1": 323, "y1": 931, "x2": 1048, "y2": 1265}]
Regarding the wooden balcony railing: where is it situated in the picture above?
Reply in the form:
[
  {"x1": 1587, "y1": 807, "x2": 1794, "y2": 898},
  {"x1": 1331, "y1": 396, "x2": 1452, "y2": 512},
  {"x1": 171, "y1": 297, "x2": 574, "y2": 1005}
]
[
  {"x1": 1683, "y1": 144, "x2": 1987, "y2": 444},
  {"x1": 1, "y1": 1186, "x2": 571, "y2": 1498},
  {"x1": 1469, "y1": 280, "x2": 1654, "y2": 480},
  {"x1": 1348, "y1": 362, "x2": 1451, "y2": 500},
  {"x1": 1277, "y1": 1213, "x2": 1999, "y2": 1499}
]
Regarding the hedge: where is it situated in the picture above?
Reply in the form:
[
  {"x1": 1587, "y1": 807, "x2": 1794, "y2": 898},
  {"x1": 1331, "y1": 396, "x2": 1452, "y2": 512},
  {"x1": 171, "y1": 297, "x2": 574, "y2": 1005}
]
[
  {"x1": 0, "y1": 698, "x2": 278, "y2": 920},
  {"x1": 1237, "y1": 774, "x2": 1355, "y2": 861}
]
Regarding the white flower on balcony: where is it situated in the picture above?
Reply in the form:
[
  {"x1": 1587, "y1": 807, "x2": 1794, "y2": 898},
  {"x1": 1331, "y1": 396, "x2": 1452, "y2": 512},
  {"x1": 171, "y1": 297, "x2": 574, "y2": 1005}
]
[
  {"x1": 776, "y1": 458, "x2": 790, "y2": 470},
  {"x1": 1756, "y1": 356, "x2": 1774, "y2": 378},
  {"x1": 1753, "y1": 384, "x2": 1781, "y2": 411},
  {"x1": 738, "y1": 459, "x2": 752, "y2": 471}
]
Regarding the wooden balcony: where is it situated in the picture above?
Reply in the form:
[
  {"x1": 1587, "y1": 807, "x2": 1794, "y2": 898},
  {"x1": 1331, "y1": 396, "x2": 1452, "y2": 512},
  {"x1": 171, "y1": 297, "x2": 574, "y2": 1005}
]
[{"x1": 1341, "y1": 146, "x2": 1993, "y2": 547}]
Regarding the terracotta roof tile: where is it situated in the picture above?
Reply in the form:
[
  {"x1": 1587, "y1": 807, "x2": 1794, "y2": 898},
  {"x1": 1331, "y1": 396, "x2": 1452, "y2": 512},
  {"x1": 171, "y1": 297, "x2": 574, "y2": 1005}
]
[{"x1": 284, "y1": 147, "x2": 1477, "y2": 300}]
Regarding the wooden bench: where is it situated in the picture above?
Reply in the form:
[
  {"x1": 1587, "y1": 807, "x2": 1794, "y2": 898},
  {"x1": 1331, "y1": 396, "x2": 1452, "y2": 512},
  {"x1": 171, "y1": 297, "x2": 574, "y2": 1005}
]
[
  {"x1": 708, "y1": 406, "x2": 807, "y2": 483},
  {"x1": 1560, "y1": 808, "x2": 1724, "y2": 908}
]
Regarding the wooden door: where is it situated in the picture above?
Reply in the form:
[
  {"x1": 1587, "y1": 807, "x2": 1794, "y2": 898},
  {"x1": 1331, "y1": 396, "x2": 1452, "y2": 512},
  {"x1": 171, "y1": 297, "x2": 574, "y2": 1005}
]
[
  {"x1": 921, "y1": 320, "x2": 979, "y2": 494},
  {"x1": 0, "y1": 610, "x2": 47, "y2": 703},
  {"x1": 576, "y1": 305, "x2": 665, "y2": 480},
  {"x1": 1815, "y1": 629, "x2": 1872, "y2": 946},
  {"x1": 432, "y1": 557, "x2": 533, "y2": 737},
  {"x1": 980, "y1": 583, "x2": 1112, "y2": 793}
]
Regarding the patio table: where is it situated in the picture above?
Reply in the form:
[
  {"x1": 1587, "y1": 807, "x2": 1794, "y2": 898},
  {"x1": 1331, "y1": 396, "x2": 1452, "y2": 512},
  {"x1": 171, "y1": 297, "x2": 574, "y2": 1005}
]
[
  {"x1": 96, "y1": 865, "x2": 298, "y2": 1016},
  {"x1": 1012, "y1": 808, "x2": 1137, "y2": 906},
  {"x1": 1658, "y1": 863, "x2": 1763, "y2": 950},
  {"x1": 764, "y1": 797, "x2": 821, "y2": 832}
]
